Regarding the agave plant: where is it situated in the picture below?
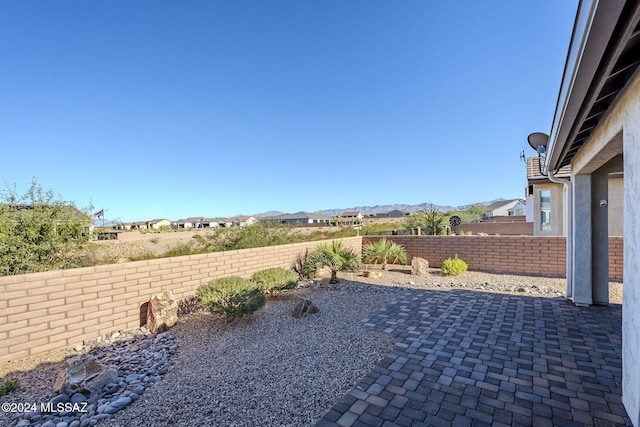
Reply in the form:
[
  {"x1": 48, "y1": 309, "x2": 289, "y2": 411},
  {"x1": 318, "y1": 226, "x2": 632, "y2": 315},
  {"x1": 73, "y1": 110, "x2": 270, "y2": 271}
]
[
  {"x1": 310, "y1": 240, "x2": 359, "y2": 284},
  {"x1": 362, "y1": 238, "x2": 407, "y2": 270}
]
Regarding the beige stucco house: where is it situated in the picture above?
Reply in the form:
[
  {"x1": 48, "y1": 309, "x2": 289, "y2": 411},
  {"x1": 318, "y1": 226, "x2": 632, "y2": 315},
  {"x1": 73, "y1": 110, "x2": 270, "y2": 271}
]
[
  {"x1": 539, "y1": 1, "x2": 640, "y2": 423},
  {"x1": 525, "y1": 157, "x2": 623, "y2": 236}
]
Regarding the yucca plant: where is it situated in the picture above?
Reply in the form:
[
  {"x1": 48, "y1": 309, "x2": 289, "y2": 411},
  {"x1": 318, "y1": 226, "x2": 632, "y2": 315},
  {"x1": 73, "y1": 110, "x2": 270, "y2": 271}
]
[
  {"x1": 310, "y1": 240, "x2": 359, "y2": 284},
  {"x1": 362, "y1": 238, "x2": 407, "y2": 270}
]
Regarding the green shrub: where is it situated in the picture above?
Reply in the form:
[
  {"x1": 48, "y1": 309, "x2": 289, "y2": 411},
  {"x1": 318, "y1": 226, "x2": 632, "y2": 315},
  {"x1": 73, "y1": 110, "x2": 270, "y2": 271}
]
[
  {"x1": 309, "y1": 240, "x2": 360, "y2": 284},
  {"x1": 196, "y1": 277, "x2": 266, "y2": 319},
  {"x1": 441, "y1": 255, "x2": 468, "y2": 276},
  {"x1": 291, "y1": 249, "x2": 319, "y2": 280},
  {"x1": 362, "y1": 238, "x2": 407, "y2": 269},
  {"x1": 252, "y1": 267, "x2": 299, "y2": 294},
  {"x1": 0, "y1": 378, "x2": 20, "y2": 396},
  {"x1": 0, "y1": 179, "x2": 93, "y2": 276}
]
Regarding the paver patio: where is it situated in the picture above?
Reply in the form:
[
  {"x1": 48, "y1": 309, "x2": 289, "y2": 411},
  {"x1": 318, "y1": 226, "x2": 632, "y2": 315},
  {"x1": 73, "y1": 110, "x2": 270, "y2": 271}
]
[{"x1": 315, "y1": 289, "x2": 631, "y2": 427}]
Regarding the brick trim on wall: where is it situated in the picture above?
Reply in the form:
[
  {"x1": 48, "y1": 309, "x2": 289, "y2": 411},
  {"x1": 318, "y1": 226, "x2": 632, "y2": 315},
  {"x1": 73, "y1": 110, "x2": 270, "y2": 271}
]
[{"x1": 0, "y1": 237, "x2": 362, "y2": 364}]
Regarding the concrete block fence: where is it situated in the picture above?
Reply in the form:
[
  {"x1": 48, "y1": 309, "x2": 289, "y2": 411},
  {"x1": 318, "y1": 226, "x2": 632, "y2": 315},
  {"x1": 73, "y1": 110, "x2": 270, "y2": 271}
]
[
  {"x1": 363, "y1": 235, "x2": 623, "y2": 281},
  {"x1": 0, "y1": 237, "x2": 361, "y2": 364},
  {"x1": 1, "y1": 235, "x2": 624, "y2": 364}
]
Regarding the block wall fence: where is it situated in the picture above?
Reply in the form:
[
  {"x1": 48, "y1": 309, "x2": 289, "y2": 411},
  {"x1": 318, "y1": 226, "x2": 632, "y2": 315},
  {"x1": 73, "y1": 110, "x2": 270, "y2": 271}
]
[
  {"x1": 363, "y1": 235, "x2": 623, "y2": 281},
  {"x1": 0, "y1": 237, "x2": 362, "y2": 364},
  {"x1": 1, "y1": 235, "x2": 623, "y2": 364}
]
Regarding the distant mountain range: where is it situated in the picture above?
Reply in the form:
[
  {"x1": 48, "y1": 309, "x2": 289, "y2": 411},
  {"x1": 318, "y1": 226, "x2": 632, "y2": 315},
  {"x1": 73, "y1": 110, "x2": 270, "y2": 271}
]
[{"x1": 252, "y1": 199, "x2": 507, "y2": 218}]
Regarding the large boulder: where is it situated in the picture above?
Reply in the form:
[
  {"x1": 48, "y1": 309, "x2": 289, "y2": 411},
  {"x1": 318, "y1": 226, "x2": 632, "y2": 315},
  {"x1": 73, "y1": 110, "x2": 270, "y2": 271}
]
[
  {"x1": 291, "y1": 297, "x2": 319, "y2": 318},
  {"x1": 146, "y1": 290, "x2": 178, "y2": 333},
  {"x1": 411, "y1": 257, "x2": 429, "y2": 276},
  {"x1": 54, "y1": 356, "x2": 118, "y2": 395}
]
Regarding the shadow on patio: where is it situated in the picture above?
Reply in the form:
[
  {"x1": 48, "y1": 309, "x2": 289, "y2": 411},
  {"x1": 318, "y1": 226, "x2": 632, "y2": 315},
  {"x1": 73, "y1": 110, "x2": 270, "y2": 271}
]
[{"x1": 315, "y1": 289, "x2": 630, "y2": 427}]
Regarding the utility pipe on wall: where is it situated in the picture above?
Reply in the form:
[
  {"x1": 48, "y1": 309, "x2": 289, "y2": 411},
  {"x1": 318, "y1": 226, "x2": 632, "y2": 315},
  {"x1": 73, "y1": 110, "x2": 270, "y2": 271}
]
[{"x1": 547, "y1": 171, "x2": 573, "y2": 298}]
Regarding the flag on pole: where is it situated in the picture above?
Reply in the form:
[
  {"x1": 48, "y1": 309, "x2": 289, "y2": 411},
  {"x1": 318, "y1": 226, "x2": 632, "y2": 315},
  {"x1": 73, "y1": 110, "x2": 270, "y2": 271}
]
[{"x1": 94, "y1": 209, "x2": 104, "y2": 218}]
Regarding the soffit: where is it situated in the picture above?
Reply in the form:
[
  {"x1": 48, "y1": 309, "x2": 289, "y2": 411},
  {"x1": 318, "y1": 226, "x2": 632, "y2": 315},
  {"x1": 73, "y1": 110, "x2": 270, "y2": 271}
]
[{"x1": 549, "y1": 1, "x2": 640, "y2": 170}]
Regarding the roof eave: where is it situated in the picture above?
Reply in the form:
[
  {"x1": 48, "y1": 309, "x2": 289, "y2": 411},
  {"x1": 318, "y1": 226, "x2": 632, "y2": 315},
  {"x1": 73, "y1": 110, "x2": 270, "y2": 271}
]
[{"x1": 546, "y1": 0, "x2": 626, "y2": 171}]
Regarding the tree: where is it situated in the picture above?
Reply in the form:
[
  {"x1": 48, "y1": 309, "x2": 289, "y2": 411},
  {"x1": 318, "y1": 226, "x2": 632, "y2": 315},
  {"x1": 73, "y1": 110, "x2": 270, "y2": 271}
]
[
  {"x1": 405, "y1": 204, "x2": 450, "y2": 235},
  {"x1": 310, "y1": 240, "x2": 359, "y2": 284},
  {"x1": 362, "y1": 238, "x2": 407, "y2": 269},
  {"x1": 0, "y1": 179, "x2": 92, "y2": 276}
]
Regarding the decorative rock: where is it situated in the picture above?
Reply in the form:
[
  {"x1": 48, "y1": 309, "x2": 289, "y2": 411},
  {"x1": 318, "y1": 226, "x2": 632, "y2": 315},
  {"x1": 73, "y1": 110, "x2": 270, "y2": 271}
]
[
  {"x1": 70, "y1": 393, "x2": 87, "y2": 404},
  {"x1": 291, "y1": 297, "x2": 319, "y2": 318},
  {"x1": 125, "y1": 373, "x2": 140, "y2": 383},
  {"x1": 146, "y1": 290, "x2": 179, "y2": 333},
  {"x1": 411, "y1": 257, "x2": 429, "y2": 276},
  {"x1": 111, "y1": 396, "x2": 132, "y2": 410},
  {"x1": 13, "y1": 327, "x2": 176, "y2": 427},
  {"x1": 55, "y1": 357, "x2": 118, "y2": 395},
  {"x1": 363, "y1": 271, "x2": 382, "y2": 278},
  {"x1": 49, "y1": 393, "x2": 71, "y2": 406}
]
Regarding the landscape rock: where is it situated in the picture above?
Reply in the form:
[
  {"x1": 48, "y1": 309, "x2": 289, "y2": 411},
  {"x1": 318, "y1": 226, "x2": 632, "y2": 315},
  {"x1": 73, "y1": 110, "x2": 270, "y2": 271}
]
[
  {"x1": 411, "y1": 257, "x2": 429, "y2": 276},
  {"x1": 54, "y1": 356, "x2": 118, "y2": 395},
  {"x1": 146, "y1": 290, "x2": 179, "y2": 333},
  {"x1": 364, "y1": 271, "x2": 382, "y2": 278},
  {"x1": 290, "y1": 297, "x2": 319, "y2": 318}
]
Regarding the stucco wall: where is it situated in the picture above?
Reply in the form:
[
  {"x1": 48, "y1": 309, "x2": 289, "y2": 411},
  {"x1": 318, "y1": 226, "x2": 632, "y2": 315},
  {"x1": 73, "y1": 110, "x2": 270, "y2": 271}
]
[
  {"x1": 568, "y1": 68, "x2": 639, "y2": 425},
  {"x1": 623, "y1": 79, "x2": 640, "y2": 427}
]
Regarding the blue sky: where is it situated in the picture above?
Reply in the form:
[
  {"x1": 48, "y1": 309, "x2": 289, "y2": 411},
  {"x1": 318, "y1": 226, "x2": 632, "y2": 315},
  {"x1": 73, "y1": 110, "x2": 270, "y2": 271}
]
[{"x1": 1, "y1": 1, "x2": 578, "y2": 222}]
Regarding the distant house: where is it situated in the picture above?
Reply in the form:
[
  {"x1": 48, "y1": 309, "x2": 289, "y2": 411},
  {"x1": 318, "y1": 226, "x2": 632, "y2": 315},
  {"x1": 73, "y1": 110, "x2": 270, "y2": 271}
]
[
  {"x1": 199, "y1": 218, "x2": 221, "y2": 228},
  {"x1": 376, "y1": 210, "x2": 409, "y2": 218},
  {"x1": 507, "y1": 201, "x2": 526, "y2": 217},
  {"x1": 279, "y1": 211, "x2": 332, "y2": 225},
  {"x1": 117, "y1": 221, "x2": 148, "y2": 230},
  {"x1": 148, "y1": 219, "x2": 170, "y2": 230},
  {"x1": 171, "y1": 217, "x2": 204, "y2": 229},
  {"x1": 338, "y1": 211, "x2": 363, "y2": 225},
  {"x1": 230, "y1": 216, "x2": 257, "y2": 227},
  {"x1": 481, "y1": 200, "x2": 523, "y2": 219}
]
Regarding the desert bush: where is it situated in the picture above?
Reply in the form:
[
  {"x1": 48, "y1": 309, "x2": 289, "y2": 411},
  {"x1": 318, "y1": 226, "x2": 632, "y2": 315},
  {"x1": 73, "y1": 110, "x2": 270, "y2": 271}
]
[
  {"x1": 0, "y1": 179, "x2": 93, "y2": 276},
  {"x1": 251, "y1": 267, "x2": 299, "y2": 294},
  {"x1": 0, "y1": 378, "x2": 20, "y2": 396},
  {"x1": 291, "y1": 249, "x2": 319, "y2": 280},
  {"x1": 196, "y1": 277, "x2": 266, "y2": 319},
  {"x1": 362, "y1": 238, "x2": 407, "y2": 269},
  {"x1": 441, "y1": 255, "x2": 468, "y2": 276},
  {"x1": 405, "y1": 204, "x2": 450, "y2": 235}
]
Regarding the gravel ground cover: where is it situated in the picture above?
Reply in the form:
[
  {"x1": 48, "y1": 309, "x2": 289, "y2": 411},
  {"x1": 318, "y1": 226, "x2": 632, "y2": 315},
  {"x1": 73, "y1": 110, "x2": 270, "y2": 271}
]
[{"x1": 0, "y1": 268, "x2": 623, "y2": 427}]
